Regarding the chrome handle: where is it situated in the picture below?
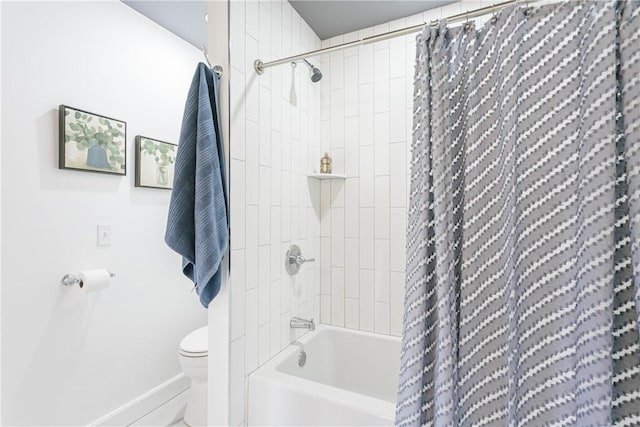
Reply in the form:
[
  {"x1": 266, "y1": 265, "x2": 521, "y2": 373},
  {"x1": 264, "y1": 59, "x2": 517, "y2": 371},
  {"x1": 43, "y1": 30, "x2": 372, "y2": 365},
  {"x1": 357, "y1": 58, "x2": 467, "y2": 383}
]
[
  {"x1": 285, "y1": 244, "x2": 314, "y2": 275},
  {"x1": 289, "y1": 255, "x2": 315, "y2": 265}
]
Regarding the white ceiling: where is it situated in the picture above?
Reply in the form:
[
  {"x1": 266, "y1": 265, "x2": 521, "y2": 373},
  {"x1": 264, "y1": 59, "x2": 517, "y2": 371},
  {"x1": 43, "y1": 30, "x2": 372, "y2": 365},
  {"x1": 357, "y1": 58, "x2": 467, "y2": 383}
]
[
  {"x1": 290, "y1": 1, "x2": 455, "y2": 40},
  {"x1": 122, "y1": 1, "x2": 208, "y2": 49},
  {"x1": 122, "y1": 0, "x2": 454, "y2": 50}
]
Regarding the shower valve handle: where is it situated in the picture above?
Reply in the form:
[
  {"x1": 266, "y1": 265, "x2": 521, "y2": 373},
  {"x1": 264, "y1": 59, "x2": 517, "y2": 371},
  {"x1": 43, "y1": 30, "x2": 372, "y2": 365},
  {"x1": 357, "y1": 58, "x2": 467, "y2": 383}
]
[
  {"x1": 289, "y1": 255, "x2": 315, "y2": 265},
  {"x1": 285, "y1": 244, "x2": 314, "y2": 275}
]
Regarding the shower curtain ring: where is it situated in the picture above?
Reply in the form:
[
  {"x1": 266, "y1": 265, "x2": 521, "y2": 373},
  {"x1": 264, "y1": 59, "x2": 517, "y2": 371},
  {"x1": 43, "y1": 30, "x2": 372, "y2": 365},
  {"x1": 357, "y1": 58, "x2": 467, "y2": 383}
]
[
  {"x1": 491, "y1": 4, "x2": 498, "y2": 24},
  {"x1": 463, "y1": 10, "x2": 472, "y2": 31},
  {"x1": 524, "y1": 0, "x2": 534, "y2": 16}
]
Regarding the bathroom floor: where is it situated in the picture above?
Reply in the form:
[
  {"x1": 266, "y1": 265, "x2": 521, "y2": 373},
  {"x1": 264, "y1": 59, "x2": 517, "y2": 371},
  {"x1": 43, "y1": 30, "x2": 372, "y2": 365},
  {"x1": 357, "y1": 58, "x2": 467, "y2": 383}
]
[{"x1": 129, "y1": 389, "x2": 189, "y2": 427}]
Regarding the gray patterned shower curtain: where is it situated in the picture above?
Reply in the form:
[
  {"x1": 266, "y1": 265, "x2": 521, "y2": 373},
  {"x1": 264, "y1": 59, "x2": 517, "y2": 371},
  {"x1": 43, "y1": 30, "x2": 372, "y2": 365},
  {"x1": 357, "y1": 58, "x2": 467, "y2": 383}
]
[{"x1": 396, "y1": 2, "x2": 640, "y2": 426}]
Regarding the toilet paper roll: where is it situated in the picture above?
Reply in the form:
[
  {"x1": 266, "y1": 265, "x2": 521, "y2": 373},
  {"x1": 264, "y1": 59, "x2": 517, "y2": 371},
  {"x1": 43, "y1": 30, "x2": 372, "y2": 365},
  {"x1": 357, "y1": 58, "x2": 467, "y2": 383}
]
[{"x1": 79, "y1": 268, "x2": 111, "y2": 293}]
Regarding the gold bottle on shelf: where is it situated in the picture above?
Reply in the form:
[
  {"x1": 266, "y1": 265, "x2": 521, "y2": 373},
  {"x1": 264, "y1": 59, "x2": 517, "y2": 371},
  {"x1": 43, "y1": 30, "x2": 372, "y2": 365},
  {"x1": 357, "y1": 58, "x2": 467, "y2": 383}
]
[{"x1": 320, "y1": 152, "x2": 332, "y2": 174}]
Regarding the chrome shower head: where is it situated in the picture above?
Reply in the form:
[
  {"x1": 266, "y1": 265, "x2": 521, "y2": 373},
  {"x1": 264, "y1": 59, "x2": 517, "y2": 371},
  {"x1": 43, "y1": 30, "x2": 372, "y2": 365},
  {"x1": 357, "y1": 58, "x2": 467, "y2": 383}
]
[
  {"x1": 310, "y1": 66, "x2": 323, "y2": 82},
  {"x1": 303, "y1": 59, "x2": 323, "y2": 82}
]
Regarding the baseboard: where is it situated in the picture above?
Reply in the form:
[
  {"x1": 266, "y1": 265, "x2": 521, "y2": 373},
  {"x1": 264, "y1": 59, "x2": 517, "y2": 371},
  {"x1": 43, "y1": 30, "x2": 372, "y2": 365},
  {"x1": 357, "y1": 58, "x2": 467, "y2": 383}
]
[{"x1": 88, "y1": 374, "x2": 190, "y2": 427}]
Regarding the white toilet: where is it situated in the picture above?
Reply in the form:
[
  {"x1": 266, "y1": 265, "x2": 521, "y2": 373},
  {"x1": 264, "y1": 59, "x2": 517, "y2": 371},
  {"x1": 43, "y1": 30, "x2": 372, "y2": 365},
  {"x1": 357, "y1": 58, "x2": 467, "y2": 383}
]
[{"x1": 179, "y1": 326, "x2": 208, "y2": 427}]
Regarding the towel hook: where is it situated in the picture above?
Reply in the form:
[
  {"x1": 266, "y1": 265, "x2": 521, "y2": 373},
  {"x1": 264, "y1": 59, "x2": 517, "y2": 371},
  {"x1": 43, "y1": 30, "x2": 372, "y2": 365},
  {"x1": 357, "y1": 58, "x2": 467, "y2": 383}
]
[
  {"x1": 202, "y1": 46, "x2": 223, "y2": 77},
  {"x1": 202, "y1": 45, "x2": 213, "y2": 68}
]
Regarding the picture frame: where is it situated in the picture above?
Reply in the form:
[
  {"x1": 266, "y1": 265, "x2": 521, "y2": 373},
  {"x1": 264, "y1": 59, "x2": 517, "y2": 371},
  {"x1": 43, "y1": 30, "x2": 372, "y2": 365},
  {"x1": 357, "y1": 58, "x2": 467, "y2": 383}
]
[
  {"x1": 135, "y1": 136, "x2": 177, "y2": 190},
  {"x1": 59, "y1": 105, "x2": 127, "y2": 175}
]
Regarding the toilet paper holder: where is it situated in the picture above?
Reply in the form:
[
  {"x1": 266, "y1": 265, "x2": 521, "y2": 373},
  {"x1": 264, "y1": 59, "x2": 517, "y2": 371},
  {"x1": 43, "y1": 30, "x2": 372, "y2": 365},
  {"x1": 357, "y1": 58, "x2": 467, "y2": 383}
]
[{"x1": 61, "y1": 271, "x2": 116, "y2": 287}]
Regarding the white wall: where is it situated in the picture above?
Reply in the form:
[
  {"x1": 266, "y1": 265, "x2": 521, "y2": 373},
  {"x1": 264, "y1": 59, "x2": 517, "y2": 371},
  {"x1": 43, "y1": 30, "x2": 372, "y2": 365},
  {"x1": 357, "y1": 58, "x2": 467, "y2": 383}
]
[
  {"x1": 0, "y1": 1, "x2": 3, "y2": 422},
  {"x1": 318, "y1": 1, "x2": 496, "y2": 336},
  {"x1": 1, "y1": 1, "x2": 206, "y2": 425},
  {"x1": 207, "y1": 0, "x2": 231, "y2": 425},
  {"x1": 227, "y1": 1, "x2": 322, "y2": 425}
]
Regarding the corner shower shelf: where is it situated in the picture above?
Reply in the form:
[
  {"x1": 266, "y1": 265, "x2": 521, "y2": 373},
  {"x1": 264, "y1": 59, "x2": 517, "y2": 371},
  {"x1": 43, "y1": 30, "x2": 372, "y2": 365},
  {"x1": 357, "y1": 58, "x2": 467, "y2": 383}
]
[{"x1": 307, "y1": 173, "x2": 347, "y2": 180}]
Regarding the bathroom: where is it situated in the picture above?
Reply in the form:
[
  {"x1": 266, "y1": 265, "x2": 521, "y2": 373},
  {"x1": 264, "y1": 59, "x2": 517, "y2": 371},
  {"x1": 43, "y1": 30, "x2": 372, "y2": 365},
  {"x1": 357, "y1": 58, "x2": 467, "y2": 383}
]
[{"x1": 1, "y1": 0, "x2": 639, "y2": 426}]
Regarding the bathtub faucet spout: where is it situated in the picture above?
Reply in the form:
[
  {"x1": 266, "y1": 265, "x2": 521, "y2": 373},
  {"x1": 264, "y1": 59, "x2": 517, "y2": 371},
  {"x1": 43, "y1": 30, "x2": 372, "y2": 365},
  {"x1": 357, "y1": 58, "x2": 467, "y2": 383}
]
[{"x1": 290, "y1": 316, "x2": 316, "y2": 331}]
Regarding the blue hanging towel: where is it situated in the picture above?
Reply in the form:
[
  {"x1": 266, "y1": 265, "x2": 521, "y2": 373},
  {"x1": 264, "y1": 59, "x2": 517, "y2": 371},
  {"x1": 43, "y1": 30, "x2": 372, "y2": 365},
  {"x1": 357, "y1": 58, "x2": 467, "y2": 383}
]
[{"x1": 165, "y1": 63, "x2": 229, "y2": 308}]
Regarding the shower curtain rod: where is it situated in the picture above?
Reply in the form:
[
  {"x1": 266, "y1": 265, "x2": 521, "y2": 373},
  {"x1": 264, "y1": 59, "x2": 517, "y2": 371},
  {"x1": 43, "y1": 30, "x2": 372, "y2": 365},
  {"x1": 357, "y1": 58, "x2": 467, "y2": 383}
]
[{"x1": 254, "y1": 0, "x2": 539, "y2": 74}]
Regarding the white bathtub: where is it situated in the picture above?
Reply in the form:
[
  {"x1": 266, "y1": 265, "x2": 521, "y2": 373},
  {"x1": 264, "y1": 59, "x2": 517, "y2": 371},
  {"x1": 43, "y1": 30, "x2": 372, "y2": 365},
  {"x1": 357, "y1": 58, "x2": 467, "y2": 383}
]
[{"x1": 247, "y1": 325, "x2": 401, "y2": 426}]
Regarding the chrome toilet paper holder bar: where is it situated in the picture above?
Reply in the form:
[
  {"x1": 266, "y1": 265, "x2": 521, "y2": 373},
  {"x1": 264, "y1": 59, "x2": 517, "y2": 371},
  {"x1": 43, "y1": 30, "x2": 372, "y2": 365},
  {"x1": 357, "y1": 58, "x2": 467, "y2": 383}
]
[{"x1": 61, "y1": 271, "x2": 116, "y2": 287}]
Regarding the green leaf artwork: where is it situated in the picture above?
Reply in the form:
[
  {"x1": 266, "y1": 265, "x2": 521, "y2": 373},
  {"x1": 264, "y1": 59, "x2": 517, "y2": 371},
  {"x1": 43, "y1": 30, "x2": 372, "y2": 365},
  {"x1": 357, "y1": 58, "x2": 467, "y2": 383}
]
[
  {"x1": 63, "y1": 107, "x2": 125, "y2": 173},
  {"x1": 140, "y1": 138, "x2": 176, "y2": 167},
  {"x1": 135, "y1": 136, "x2": 176, "y2": 188}
]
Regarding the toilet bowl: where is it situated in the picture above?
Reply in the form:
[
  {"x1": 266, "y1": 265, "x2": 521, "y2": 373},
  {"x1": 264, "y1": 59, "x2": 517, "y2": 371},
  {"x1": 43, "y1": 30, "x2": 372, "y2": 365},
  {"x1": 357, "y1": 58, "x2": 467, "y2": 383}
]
[{"x1": 179, "y1": 326, "x2": 208, "y2": 427}]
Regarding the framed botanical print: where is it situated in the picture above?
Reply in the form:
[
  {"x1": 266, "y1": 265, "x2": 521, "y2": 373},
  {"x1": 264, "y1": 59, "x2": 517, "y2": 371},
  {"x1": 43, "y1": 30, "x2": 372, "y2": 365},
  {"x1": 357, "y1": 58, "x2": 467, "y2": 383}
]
[
  {"x1": 59, "y1": 105, "x2": 126, "y2": 175},
  {"x1": 135, "y1": 136, "x2": 177, "y2": 189}
]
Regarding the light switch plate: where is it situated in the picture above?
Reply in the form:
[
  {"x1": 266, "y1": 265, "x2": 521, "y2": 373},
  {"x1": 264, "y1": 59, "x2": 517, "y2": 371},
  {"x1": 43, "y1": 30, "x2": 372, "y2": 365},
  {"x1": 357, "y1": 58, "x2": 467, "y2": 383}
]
[{"x1": 97, "y1": 224, "x2": 112, "y2": 246}]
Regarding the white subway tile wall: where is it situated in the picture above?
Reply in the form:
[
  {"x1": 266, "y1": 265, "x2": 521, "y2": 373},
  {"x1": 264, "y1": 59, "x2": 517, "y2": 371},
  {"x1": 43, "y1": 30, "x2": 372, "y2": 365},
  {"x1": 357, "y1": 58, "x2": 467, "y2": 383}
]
[
  {"x1": 230, "y1": 2, "x2": 495, "y2": 425},
  {"x1": 319, "y1": 12, "x2": 417, "y2": 340},
  {"x1": 318, "y1": 1, "x2": 496, "y2": 344},
  {"x1": 229, "y1": 1, "x2": 321, "y2": 426}
]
